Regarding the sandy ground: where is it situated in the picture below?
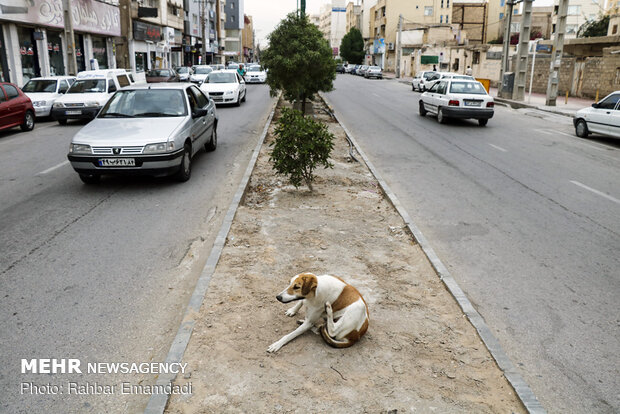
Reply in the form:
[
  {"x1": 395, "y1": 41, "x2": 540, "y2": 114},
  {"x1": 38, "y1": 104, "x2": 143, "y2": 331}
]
[{"x1": 165, "y1": 99, "x2": 525, "y2": 413}]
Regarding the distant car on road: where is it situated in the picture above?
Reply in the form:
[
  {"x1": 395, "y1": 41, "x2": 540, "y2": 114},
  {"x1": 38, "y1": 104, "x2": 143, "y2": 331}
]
[
  {"x1": 190, "y1": 65, "x2": 213, "y2": 84},
  {"x1": 21, "y1": 76, "x2": 75, "y2": 117},
  {"x1": 200, "y1": 70, "x2": 246, "y2": 106},
  {"x1": 175, "y1": 66, "x2": 193, "y2": 82},
  {"x1": 411, "y1": 71, "x2": 437, "y2": 92},
  {"x1": 336, "y1": 64, "x2": 345, "y2": 74},
  {"x1": 245, "y1": 65, "x2": 267, "y2": 83},
  {"x1": 146, "y1": 68, "x2": 179, "y2": 83},
  {"x1": 67, "y1": 83, "x2": 217, "y2": 184},
  {"x1": 573, "y1": 91, "x2": 620, "y2": 139},
  {"x1": 357, "y1": 65, "x2": 369, "y2": 76},
  {"x1": 364, "y1": 66, "x2": 383, "y2": 79},
  {"x1": 419, "y1": 79, "x2": 494, "y2": 126},
  {"x1": 0, "y1": 82, "x2": 35, "y2": 132}
]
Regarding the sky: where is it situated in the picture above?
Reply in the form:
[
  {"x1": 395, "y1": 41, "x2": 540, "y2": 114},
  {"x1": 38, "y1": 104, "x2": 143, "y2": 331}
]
[{"x1": 244, "y1": 0, "x2": 329, "y2": 48}]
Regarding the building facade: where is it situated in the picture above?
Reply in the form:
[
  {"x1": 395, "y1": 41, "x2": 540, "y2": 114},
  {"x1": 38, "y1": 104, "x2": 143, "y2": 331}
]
[
  {"x1": 223, "y1": 0, "x2": 243, "y2": 62},
  {"x1": 241, "y1": 14, "x2": 253, "y2": 62},
  {"x1": 552, "y1": 0, "x2": 601, "y2": 38},
  {"x1": 181, "y1": 0, "x2": 221, "y2": 66},
  {"x1": 346, "y1": 2, "x2": 362, "y2": 33},
  {"x1": 319, "y1": 0, "x2": 347, "y2": 56},
  {"x1": 0, "y1": 0, "x2": 121, "y2": 86}
]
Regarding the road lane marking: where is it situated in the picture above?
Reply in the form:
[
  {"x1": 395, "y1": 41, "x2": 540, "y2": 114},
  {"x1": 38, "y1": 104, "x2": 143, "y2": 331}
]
[
  {"x1": 37, "y1": 160, "x2": 69, "y2": 175},
  {"x1": 570, "y1": 180, "x2": 620, "y2": 205},
  {"x1": 488, "y1": 143, "x2": 507, "y2": 152}
]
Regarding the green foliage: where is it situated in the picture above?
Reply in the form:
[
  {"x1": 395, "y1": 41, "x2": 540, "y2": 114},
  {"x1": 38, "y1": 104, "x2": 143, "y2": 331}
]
[
  {"x1": 340, "y1": 27, "x2": 365, "y2": 64},
  {"x1": 262, "y1": 13, "x2": 336, "y2": 113},
  {"x1": 269, "y1": 108, "x2": 334, "y2": 191},
  {"x1": 578, "y1": 15, "x2": 610, "y2": 38}
]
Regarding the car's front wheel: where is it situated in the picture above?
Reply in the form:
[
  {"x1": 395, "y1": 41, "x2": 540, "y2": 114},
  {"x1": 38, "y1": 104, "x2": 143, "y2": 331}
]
[
  {"x1": 478, "y1": 119, "x2": 488, "y2": 126},
  {"x1": 419, "y1": 101, "x2": 427, "y2": 116},
  {"x1": 21, "y1": 111, "x2": 35, "y2": 131},
  {"x1": 174, "y1": 143, "x2": 192, "y2": 182},
  {"x1": 241, "y1": 90, "x2": 246, "y2": 102},
  {"x1": 575, "y1": 119, "x2": 589, "y2": 137},
  {"x1": 437, "y1": 108, "x2": 447, "y2": 124}
]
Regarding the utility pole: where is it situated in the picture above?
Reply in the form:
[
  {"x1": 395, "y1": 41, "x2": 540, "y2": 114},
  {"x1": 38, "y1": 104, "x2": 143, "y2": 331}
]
[
  {"x1": 396, "y1": 14, "x2": 402, "y2": 78},
  {"x1": 512, "y1": 0, "x2": 532, "y2": 100},
  {"x1": 62, "y1": 0, "x2": 77, "y2": 75},
  {"x1": 498, "y1": 0, "x2": 515, "y2": 98},
  {"x1": 300, "y1": 0, "x2": 306, "y2": 18},
  {"x1": 545, "y1": 0, "x2": 568, "y2": 106},
  {"x1": 200, "y1": 0, "x2": 207, "y2": 64}
]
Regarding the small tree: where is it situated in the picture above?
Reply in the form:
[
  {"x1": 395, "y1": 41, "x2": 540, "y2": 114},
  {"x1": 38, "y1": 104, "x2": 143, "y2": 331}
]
[
  {"x1": 270, "y1": 108, "x2": 334, "y2": 191},
  {"x1": 340, "y1": 27, "x2": 365, "y2": 64},
  {"x1": 578, "y1": 15, "x2": 610, "y2": 37},
  {"x1": 262, "y1": 13, "x2": 336, "y2": 114}
]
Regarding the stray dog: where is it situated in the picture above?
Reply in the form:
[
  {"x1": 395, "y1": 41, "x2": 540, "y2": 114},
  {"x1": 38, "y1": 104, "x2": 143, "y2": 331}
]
[{"x1": 267, "y1": 272, "x2": 369, "y2": 353}]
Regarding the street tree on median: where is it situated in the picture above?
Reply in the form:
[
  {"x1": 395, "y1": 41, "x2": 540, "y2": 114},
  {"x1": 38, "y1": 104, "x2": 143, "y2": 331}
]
[
  {"x1": 340, "y1": 27, "x2": 365, "y2": 65},
  {"x1": 262, "y1": 12, "x2": 336, "y2": 114}
]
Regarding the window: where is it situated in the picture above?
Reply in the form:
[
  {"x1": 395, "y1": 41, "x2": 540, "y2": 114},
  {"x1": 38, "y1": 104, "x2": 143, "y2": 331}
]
[
  {"x1": 0, "y1": 88, "x2": 6, "y2": 102},
  {"x1": 441, "y1": 0, "x2": 444, "y2": 8},
  {"x1": 189, "y1": 86, "x2": 209, "y2": 108},
  {"x1": 446, "y1": 14, "x2": 449, "y2": 23},
  {"x1": 440, "y1": 15, "x2": 443, "y2": 23},
  {"x1": 424, "y1": 6, "x2": 433, "y2": 16},
  {"x1": 565, "y1": 24, "x2": 578, "y2": 34},
  {"x1": 612, "y1": 24, "x2": 618, "y2": 35},
  {"x1": 500, "y1": 12, "x2": 504, "y2": 19},
  {"x1": 501, "y1": 0, "x2": 505, "y2": 6},
  {"x1": 230, "y1": 1, "x2": 234, "y2": 8},
  {"x1": 59, "y1": 80, "x2": 69, "y2": 93},
  {"x1": 514, "y1": 8, "x2": 518, "y2": 14},
  {"x1": 597, "y1": 94, "x2": 619, "y2": 109},
  {"x1": 473, "y1": 51, "x2": 480, "y2": 64},
  {"x1": 231, "y1": 15, "x2": 235, "y2": 22},
  {"x1": 511, "y1": 22, "x2": 520, "y2": 32},
  {"x1": 3, "y1": 84, "x2": 19, "y2": 99},
  {"x1": 567, "y1": 5, "x2": 581, "y2": 15},
  {"x1": 447, "y1": 0, "x2": 449, "y2": 7},
  {"x1": 107, "y1": 81, "x2": 117, "y2": 93},
  {"x1": 117, "y1": 75, "x2": 130, "y2": 87},
  {"x1": 135, "y1": 52, "x2": 147, "y2": 72}
]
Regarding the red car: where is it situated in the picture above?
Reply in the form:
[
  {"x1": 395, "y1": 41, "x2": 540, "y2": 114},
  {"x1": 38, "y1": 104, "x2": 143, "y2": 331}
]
[{"x1": 0, "y1": 82, "x2": 35, "y2": 132}]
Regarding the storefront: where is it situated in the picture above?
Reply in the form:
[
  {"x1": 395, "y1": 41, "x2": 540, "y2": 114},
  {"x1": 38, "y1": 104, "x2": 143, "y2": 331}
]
[
  {"x1": 0, "y1": 0, "x2": 120, "y2": 86},
  {"x1": 132, "y1": 20, "x2": 163, "y2": 72}
]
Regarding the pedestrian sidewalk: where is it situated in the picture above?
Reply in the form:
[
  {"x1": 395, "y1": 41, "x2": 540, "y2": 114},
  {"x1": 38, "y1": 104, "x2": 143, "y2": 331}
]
[{"x1": 489, "y1": 87, "x2": 593, "y2": 117}]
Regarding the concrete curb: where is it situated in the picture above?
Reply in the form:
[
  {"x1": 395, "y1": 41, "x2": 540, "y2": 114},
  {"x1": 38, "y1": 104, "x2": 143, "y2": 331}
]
[
  {"x1": 319, "y1": 92, "x2": 546, "y2": 414},
  {"x1": 494, "y1": 97, "x2": 575, "y2": 118},
  {"x1": 144, "y1": 97, "x2": 279, "y2": 414}
]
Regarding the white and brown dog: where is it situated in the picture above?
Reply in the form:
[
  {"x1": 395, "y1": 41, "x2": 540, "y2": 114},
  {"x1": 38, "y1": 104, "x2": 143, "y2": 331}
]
[{"x1": 267, "y1": 272, "x2": 369, "y2": 353}]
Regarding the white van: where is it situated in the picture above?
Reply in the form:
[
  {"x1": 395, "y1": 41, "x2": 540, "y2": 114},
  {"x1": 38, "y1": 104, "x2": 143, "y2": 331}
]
[{"x1": 51, "y1": 69, "x2": 132, "y2": 125}]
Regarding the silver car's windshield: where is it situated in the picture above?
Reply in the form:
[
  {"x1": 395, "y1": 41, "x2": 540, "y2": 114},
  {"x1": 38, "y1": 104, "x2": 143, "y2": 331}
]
[
  {"x1": 99, "y1": 89, "x2": 188, "y2": 118},
  {"x1": 194, "y1": 67, "x2": 212, "y2": 74},
  {"x1": 67, "y1": 79, "x2": 106, "y2": 93},
  {"x1": 22, "y1": 80, "x2": 57, "y2": 93},
  {"x1": 177, "y1": 67, "x2": 189, "y2": 73},
  {"x1": 206, "y1": 73, "x2": 237, "y2": 83},
  {"x1": 147, "y1": 69, "x2": 172, "y2": 77},
  {"x1": 449, "y1": 82, "x2": 487, "y2": 95}
]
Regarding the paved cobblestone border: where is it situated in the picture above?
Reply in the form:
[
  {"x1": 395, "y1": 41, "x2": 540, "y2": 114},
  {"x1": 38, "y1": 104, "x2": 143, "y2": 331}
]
[
  {"x1": 144, "y1": 98, "x2": 279, "y2": 414},
  {"x1": 320, "y1": 92, "x2": 546, "y2": 414}
]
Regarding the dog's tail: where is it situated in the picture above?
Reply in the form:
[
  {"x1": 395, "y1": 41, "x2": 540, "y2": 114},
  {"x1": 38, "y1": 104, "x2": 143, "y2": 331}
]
[{"x1": 320, "y1": 325, "x2": 354, "y2": 348}]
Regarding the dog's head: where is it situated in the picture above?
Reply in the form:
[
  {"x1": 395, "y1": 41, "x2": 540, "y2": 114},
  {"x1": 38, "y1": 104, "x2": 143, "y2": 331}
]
[{"x1": 276, "y1": 272, "x2": 318, "y2": 303}]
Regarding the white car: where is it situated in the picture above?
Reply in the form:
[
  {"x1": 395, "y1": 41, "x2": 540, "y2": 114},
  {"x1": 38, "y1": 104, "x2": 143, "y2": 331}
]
[
  {"x1": 573, "y1": 91, "x2": 620, "y2": 139},
  {"x1": 425, "y1": 72, "x2": 475, "y2": 91},
  {"x1": 200, "y1": 70, "x2": 246, "y2": 106},
  {"x1": 51, "y1": 69, "x2": 132, "y2": 125},
  {"x1": 419, "y1": 79, "x2": 494, "y2": 126},
  {"x1": 22, "y1": 76, "x2": 75, "y2": 117},
  {"x1": 245, "y1": 65, "x2": 266, "y2": 83},
  {"x1": 411, "y1": 71, "x2": 437, "y2": 92},
  {"x1": 189, "y1": 65, "x2": 213, "y2": 83}
]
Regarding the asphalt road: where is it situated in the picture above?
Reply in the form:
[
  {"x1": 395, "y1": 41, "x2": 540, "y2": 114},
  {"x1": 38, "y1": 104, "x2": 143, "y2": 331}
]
[
  {"x1": 0, "y1": 84, "x2": 275, "y2": 413},
  {"x1": 325, "y1": 74, "x2": 620, "y2": 413}
]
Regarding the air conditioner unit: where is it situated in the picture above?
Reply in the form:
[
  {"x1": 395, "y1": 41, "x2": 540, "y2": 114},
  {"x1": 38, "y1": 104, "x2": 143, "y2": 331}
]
[{"x1": 388, "y1": 42, "x2": 395, "y2": 50}]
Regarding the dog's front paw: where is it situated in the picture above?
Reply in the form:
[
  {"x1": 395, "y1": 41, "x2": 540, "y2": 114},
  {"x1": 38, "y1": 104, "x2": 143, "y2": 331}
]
[
  {"x1": 285, "y1": 307, "x2": 298, "y2": 317},
  {"x1": 267, "y1": 341, "x2": 283, "y2": 353},
  {"x1": 325, "y1": 302, "x2": 333, "y2": 317}
]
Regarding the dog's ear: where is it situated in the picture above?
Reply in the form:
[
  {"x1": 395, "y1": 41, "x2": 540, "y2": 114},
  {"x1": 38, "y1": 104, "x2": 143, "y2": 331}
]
[{"x1": 301, "y1": 274, "x2": 318, "y2": 296}]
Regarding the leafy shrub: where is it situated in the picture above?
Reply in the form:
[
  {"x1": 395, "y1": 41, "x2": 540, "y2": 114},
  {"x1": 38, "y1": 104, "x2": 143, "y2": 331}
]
[{"x1": 270, "y1": 108, "x2": 334, "y2": 191}]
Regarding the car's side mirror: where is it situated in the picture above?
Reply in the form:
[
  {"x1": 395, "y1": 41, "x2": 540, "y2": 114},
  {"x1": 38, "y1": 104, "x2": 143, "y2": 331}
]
[
  {"x1": 591, "y1": 103, "x2": 599, "y2": 108},
  {"x1": 192, "y1": 108, "x2": 208, "y2": 118}
]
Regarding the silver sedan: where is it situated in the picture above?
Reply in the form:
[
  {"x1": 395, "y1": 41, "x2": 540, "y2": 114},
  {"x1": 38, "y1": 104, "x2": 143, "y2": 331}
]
[{"x1": 67, "y1": 83, "x2": 217, "y2": 184}]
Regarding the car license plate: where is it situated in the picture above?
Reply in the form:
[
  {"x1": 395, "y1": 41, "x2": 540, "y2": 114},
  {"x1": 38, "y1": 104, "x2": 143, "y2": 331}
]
[
  {"x1": 464, "y1": 101, "x2": 481, "y2": 107},
  {"x1": 99, "y1": 158, "x2": 135, "y2": 167},
  {"x1": 66, "y1": 110, "x2": 82, "y2": 115}
]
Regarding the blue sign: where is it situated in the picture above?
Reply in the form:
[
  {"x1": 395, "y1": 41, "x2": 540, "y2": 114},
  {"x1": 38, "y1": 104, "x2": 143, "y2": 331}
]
[
  {"x1": 332, "y1": 7, "x2": 346, "y2": 12},
  {"x1": 536, "y1": 44, "x2": 552, "y2": 52}
]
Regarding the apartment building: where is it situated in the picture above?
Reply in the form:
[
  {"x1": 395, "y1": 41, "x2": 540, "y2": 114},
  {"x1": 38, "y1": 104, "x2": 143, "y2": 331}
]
[
  {"x1": 0, "y1": 0, "x2": 121, "y2": 85},
  {"x1": 346, "y1": 2, "x2": 362, "y2": 33},
  {"x1": 224, "y1": 0, "x2": 244, "y2": 62},
  {"x1": 242, "y1": 15, "x2": 254, "y2": 62},
  {"x1": 181, "y1": 0, "x2": 222, "y2": 65},
  {"x1": 319, "y1": 0, "x2": 348, "y2": 56},
  {"x1": 551, "y1": 0, "x2": 601, "y2": 38}
]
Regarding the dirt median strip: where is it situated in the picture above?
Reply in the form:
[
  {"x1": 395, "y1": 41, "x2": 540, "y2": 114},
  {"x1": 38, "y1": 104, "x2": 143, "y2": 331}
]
[{"x1": 165, "y1": 98, "x2": 526, "y2": 413}]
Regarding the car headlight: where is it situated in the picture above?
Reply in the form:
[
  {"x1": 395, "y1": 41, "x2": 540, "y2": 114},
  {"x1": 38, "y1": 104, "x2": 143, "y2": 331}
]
[
  {"x1": 33, "y1": 100, "x2": 46, "y2": 107},
  {"x1": 143, "y1": 142, "x2": 175, "y2": 154},
  {"x1": 53, "y1": 102, "x2": 65, "y2": 108},
  {"x1": 225, "y1": 90, "x2": 235, "y2": 95},
  {"x1": 69, "y1": 143, "x2": 92, "y2": 154}
]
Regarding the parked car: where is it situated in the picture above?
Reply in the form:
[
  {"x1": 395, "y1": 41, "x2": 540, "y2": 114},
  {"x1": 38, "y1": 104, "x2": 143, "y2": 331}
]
[
  {"x1": 200, "y1": 70, "x2": 246, "y2": 106},
  {"x1": 51, "y1": 69, "x2": 132, "y2": 125},
  {"x1": 419, "y1": 79, "x2": 494, "y2": 126},
  {"x1": 245, "y1": 65, "x2": 267, "y2": 83},
  {"x1": 189, "y1": 65, "x2": 213, "y2": 84},
  {"x1": 573, "y1": 91, "x2": 620, "y2": 139},
  {"x1": 336, "y1": 64, "x2": 345, "y2": 74},
  {"x1": 67, "y1": 83, "x2": 217, "y2": 184},
  {"x1": 358, "y1": 65, "x2": 369, "y2": 76},
  {"x1": 0, "y1": 82, "x2": 35, "y2": 132},
  {"x1": 146, "y1": 68, "x2": 179, "y2": 83},
  {"x1": 411, "y1": 71, "x2": 437, "y2": 92},
  {"x1": 425, "y1": 72, "x2": 475, "y2": 90},
  {"x1": 364, "y1": 66, "x2": 383, "y2": 79},
  {"x1": 21, "y1": 76, "x2": 75, "y2": 117},
  {"x1": 209, "y1": 64, "x2": 225, "y2": 71},
  {"x1": 175, "y1": 66, "x2": 193, "y2": 82}
]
